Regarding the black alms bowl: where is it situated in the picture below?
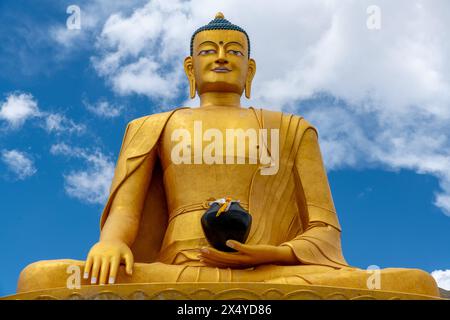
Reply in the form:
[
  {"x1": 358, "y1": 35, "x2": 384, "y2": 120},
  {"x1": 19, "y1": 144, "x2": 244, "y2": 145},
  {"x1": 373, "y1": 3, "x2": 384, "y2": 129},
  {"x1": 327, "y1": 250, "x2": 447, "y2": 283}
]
[{"x1": 201, "y1": 202, "x2": 252, "y2": 252}]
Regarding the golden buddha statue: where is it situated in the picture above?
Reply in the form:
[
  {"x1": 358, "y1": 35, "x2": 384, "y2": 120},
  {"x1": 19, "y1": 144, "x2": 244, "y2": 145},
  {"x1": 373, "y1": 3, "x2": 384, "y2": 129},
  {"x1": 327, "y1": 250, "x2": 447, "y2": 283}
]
[{"x1": 16, "y1": 12, "x2": 439, "y2": 298}]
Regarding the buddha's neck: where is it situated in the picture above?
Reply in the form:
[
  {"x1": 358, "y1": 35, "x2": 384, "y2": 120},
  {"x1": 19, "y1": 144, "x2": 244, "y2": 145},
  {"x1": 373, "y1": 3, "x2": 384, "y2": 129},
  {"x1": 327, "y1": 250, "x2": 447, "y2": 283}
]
[{"x1": 199, "y1": 92, "x2": 242, "y2": 109}]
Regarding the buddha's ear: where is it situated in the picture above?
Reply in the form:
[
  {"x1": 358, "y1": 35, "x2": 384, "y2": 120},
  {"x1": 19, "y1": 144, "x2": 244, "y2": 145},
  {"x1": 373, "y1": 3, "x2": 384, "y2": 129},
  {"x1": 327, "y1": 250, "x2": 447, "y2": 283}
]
[
  {"x1": 245, "y1": 58, "x2": 256, "y2": 99},
  {"x1": 184, "y1": 56, "x2": 196, "y2": 99}
]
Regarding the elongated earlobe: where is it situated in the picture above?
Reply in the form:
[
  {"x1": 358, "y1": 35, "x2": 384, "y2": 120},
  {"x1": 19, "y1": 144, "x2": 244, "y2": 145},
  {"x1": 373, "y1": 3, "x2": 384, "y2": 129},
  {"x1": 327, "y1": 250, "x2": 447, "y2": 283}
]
[
  {"x1": 189, "y1": 78, "x2": 196, "y2": 99},
  {"x1": 245, "y1": 58, "x2": 256, "y2": 99},
  {"x1": 245, "y1": 81, "x2": 252, "y2": 99},
  {"x1": 184, "y1": 56, "x2": 196, "y2": 99}
]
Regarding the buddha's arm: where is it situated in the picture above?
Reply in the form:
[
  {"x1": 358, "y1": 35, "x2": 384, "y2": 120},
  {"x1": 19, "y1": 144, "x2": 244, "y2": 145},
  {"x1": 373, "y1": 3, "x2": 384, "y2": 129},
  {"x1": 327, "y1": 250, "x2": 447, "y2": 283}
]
[
  {"x1": 100, "y1": 149, "x2": 157, "y2": 245},
  {"x1": 279, "y1": 127, "x2": 348, "y2": 268},
  {"x1": 85, "y1": 120, "x2": 158, "y2": 284}
]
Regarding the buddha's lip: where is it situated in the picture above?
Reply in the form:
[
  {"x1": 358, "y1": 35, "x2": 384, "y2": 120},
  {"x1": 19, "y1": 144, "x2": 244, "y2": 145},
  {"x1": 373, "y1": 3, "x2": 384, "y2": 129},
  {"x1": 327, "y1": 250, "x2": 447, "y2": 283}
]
[{"x1": 212, "y1": 67, "x2": 231, "y2": 73}]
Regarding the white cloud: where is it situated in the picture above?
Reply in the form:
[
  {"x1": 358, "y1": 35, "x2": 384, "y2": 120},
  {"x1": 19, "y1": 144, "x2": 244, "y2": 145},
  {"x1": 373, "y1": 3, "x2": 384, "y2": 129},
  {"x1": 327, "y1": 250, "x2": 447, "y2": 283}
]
[
  {"x1": 87, "y1": 1, "x2": 450, "y2": 216},
  {"x1": 108, "y1": 57, "x2": 183, "y2": 99},
  {"x1": 0, "y1": 93, "x2": 40, "y2": 128},
  {"x1": 83, "y1": 99, "x2": 123, "y2": 118},
  {"x1": 51, "y1": 27, "x2": 85, "y2": 49},
  {"x1": 1, "y1": 149, "x2": 37, "y2": 180},
  {"x1": 432, "y1": 270, "x2": 450, "y2": 290},
  {"x1": 50, "y1": 0, "x2": 148, "y2": 49},
  {"x1": 91, "y1": 0, "x2": 194, "y2": 100},
  {"x1": 43, "y1": 113, "x2": 86, "y2": 135},
  {"x1": 0, "y1": 92, "x2": 85, "y2": 135},
  {"x1": 50, "y1": 143, "x2": 114, "y2": 204}
]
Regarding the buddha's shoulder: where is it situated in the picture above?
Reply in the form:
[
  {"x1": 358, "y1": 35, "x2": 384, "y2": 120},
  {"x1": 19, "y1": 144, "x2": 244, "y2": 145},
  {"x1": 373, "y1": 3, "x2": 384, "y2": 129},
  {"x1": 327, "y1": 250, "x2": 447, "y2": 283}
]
[
  {"x1": 258, "y1": 108, "x2": 316, "y2": 128},
  {"x1": 126, "y1": 108, "x2": 190, "y2": 127},
  {"x1": 126, "y1": 107, "x2": 315, "y2": 129}
]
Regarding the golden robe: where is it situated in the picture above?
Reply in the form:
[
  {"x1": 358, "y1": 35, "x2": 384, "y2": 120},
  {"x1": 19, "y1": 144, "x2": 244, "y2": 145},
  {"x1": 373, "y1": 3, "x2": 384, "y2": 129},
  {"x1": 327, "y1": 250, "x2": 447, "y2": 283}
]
[
  {"x1": 17, "y1": 107, "x2": 439, "y2": 296},
  {"x1": 100, "y1": 107, "x2": 347, "y2": 267}
]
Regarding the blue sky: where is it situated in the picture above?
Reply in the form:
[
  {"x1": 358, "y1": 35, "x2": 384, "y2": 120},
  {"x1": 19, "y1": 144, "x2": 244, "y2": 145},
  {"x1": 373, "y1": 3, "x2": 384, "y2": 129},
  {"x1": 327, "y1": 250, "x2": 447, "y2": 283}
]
[{"x1": 1, "y1": 0, "x2": 450, "y2": 296}]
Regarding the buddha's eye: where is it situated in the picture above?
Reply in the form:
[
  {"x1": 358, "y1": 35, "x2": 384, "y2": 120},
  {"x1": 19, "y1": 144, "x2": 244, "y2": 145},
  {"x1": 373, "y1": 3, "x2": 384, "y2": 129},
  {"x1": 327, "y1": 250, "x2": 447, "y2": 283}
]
[
  {"x1": 228, "y1": 50, "x2": 244, "y2": 56},
  {"x1": 198, "y1": 49, "x2": 216, "y2": 56}
]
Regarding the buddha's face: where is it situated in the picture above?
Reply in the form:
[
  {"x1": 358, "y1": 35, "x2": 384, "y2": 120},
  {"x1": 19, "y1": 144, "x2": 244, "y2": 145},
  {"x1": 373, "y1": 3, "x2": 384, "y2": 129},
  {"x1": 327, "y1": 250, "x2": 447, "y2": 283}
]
[{"x1": 185, "y1": 30, "x2": 256, "y2": 98}]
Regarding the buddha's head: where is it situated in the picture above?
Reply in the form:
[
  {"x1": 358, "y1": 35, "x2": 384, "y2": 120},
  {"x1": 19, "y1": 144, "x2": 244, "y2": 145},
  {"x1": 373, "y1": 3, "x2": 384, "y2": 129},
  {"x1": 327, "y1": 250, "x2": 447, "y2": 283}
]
[{"x1": 184, "y1": 12, "x2": 257, "y2": 99}]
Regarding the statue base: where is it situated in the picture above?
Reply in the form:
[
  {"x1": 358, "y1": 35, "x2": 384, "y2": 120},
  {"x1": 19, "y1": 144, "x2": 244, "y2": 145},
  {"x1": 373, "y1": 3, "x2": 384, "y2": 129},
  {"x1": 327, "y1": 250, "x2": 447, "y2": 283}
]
[{"x1": 1, "y1": 283, "x2": 443, "y2": 300}]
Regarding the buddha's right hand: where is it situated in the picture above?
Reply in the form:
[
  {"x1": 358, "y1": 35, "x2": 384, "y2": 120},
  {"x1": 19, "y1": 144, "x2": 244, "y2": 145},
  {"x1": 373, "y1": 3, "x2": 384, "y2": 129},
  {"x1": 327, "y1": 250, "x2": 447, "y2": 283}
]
[{"x1": 83, "y1": 240, "x2": 134, "y2": 285}]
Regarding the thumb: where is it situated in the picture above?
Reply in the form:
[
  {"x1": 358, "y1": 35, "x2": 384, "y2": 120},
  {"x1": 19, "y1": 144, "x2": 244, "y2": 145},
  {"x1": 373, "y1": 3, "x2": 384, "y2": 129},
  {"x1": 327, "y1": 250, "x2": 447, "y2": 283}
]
[
  {"x1": 124, "y1": 252, "x2": 134, "y2": 275},
  {"x1": 226, "y1": 240, "x2": 249, "y2": 252}
]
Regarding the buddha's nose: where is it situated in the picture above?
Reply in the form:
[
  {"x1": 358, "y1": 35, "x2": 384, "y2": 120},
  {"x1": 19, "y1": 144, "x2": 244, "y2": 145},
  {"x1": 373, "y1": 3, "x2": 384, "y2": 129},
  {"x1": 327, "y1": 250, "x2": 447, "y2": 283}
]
[{"x1": 215, "y1": 47, "x2": 228, "y2": 64}]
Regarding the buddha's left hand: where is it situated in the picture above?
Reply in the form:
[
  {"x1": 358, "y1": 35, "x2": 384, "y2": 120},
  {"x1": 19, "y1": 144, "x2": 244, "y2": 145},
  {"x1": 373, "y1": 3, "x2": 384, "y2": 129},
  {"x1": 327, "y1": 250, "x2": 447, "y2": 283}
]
[{"x1": 198, "y1": 240, "x2": 298, "y2": 268}]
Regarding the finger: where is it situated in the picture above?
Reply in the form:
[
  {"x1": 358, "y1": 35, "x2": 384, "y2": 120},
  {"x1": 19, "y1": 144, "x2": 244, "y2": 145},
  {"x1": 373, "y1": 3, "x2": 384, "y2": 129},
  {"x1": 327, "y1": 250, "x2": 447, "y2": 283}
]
[
  {"x1": 91, "y1": 256, "x2": 101, "y2": 284},
  {"x1": 226, "y1": 240, "x2": 254, "y2": 254},
  {"x1": 124, "y1": 252, "x2": 134, "y2": 275},
  {"x1": 201, "y1": 247, "x2": 245, "y2": 264},
  {"x1": 109, "y1": 256, "x2": 120, "y2": 284},
  {"x1": 200, "y1": 257, "x2": 232, "y2": 268},
  {"x1": 99, "y1": 257, "x2": 110, "y2": 285},
  {"x1": 201, "y1": 257, "x2": 251, "y2": 269},
  {"x1": 201, "y1": 255, "x2": 243, "y2": 266},
  {"x1": 84, "y1": 255, "x2": 93, "y2": 279},
  {"x1": 200, "y1": 250, "x2": 245, "y2": 266}
]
